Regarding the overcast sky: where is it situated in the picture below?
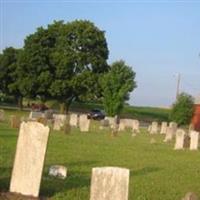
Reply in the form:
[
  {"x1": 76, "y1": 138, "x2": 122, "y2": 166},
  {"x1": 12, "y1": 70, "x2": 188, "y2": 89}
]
[{"x1": 1, "y1": 0, "x2": 200, "y2": 107}]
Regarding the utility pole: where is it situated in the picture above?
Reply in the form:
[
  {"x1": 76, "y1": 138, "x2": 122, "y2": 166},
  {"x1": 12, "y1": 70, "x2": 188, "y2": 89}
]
[{"x1": 176, "y1": 73, "x2": 181, "y2": 100}]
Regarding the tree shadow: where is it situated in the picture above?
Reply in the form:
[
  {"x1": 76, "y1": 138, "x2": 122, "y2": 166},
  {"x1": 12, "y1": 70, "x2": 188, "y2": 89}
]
[{"x1": 130, "y1": 166, "x2": 161, "y2": 176}]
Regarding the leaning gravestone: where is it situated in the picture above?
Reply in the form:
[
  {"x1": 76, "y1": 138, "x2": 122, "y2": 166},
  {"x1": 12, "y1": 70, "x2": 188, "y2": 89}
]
[
  {"x1": 174, "y1": 129, "x2": 186, "y2": 150},
  {"x1": 69, "y1": 113, "x2": 78, "y2": 127},
  {"x1": 132, "y1": 120, "x2": 140, "y2": 133},
  {"x1": 0, "y1": 109, "x2": 5, "y2": 121},
  {"x1": 10, "y1": 121, "x2": 50, "y2": 197},
  {"x1": 90, "y1": 167, "x2": 129, "y2": 200},
  {"x1": 160, "y1": 122, "x2": 168, "y2": 134},
  {"x1": 79, "y1": 114, "x2": 90, "y2": 132},
  {"x1": 150, "y1": 121, "x2": 158, "y2": 134},
  {"x1": 53, "y1": 114, "x2": 67, "y2": 131},
  {"x1": 190, "y1": 130, "x2": 200, "y2": 150}
]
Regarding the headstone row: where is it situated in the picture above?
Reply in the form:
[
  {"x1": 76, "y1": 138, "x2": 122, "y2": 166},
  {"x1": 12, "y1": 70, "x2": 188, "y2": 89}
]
[{"x1": 174, "y1": 129, "x2": 200, "y2": 150}]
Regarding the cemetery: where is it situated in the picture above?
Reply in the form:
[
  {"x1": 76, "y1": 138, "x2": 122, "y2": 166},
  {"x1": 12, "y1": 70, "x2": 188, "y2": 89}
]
[
  {"x1": 0, "y1": 108, "x2": 200, "y2": 200},
  {"x1": 1, "y1": 3, "x2": 200, "y2": 199}
]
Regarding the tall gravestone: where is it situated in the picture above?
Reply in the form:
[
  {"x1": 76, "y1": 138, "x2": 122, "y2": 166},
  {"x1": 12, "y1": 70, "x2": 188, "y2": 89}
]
[
  {"x1": 190, "y1": 130, "x2": 200, "y2": 150},
  {"x1": 79, "y1": 114, "x2": 90, "y2": 132},
  {"x1": 69, "y1": 113, "x2": 78, "y2": 127},
  {"x1": 0, "y1": 109, "x2": 5, "y2": 121},
  {"x1": 132, "y1": 120, "x2": 140, "y2": 133},
  {"x1": 174, "y1": 129, "x2": 186, "y2": 150},
  {"x1": 119, "y1": 120, "x2": 126, "y2": 131},
  {"x1": 10, "y1": 122, "x2": 50, "y2": 197},
  {"x1": 90, "y1": 167, "x2": 130, "y2": 200},
  {"x1": 150, "y1": 121, "x2": 158, "y2": 134},
  {"x1": 160, "y1": 122, "x2": 168, "y2": 134}
]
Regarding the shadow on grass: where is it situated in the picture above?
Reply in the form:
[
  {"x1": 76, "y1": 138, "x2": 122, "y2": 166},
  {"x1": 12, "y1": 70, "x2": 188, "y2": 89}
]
[{"x1": 131, "y1": 166, "x2": 161, "y2": 176}]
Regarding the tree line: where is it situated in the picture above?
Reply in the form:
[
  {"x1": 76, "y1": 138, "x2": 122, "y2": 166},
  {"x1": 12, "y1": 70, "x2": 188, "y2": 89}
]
[{"x1": 0, "y1": 20, "x2": 137, "y2": 116}]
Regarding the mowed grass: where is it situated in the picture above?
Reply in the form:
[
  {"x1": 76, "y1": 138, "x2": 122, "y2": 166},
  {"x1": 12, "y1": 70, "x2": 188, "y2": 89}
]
[{"x1": 0, "y1": 110, "x2": 200, "y2": 200}]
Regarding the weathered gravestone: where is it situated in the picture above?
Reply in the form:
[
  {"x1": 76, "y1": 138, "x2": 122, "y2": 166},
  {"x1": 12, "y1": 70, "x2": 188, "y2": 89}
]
[
  {"x1": 190, "y1": 130, "x2": 200, "y2": 150},
  {"x1": 90, "y1": 167, "x2": 130, "y2": 200},
  {"x1": 164, "y1": 127, "x2": 175, "y2": 142},
  {"x1": 100, "y1": 119, "x2": 109, "y2": 130},
  {"x1": 79, "y1": 114, "x2": 90, "y2": 132},
  {"x1": 0, "y1": 109, "x2": 5, "y2": 121},
  {"x1": 105, "y1": 117, "x2": 115, "y2": 128},
  {"x1": 53, "y1": 114, "x2": 67, "y2": 131},
  {"x1": 169, "y1": 121, "x2": 177, "y2": 129},
  {"x1": 174, "y1": 129, "x2": 186, "y2": 150},
  {"x1": 160, "y1": 122, "x2": 168, "y2": 134},
  {"x1": 123, "y1": 119, "x2": 134, "y2": 129},
  {"x1": 10, "y1": 115, "x2": 21, "y2": 128},
  {"x1": 10, "y1": 121, "x2": 50, "y2": 197},
  {"x1": 182, "y1": 192, "x2": 199, "y2": 200},
  {"x1": 69, "y1": 113, "x2": 78, "y2": 127},
  {"x1": 150, "y1": 121, "x2": 159, "y2": 134},
  {"x1": 132, "y1": 120, "x2": 140, "y2": 133},
  {"x1": 49, "y1": 165, "x2": 67, "y2": 179}
]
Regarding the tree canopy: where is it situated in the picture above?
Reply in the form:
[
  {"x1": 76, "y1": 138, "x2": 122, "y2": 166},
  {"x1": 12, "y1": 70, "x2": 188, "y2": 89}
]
[
  {"x1": 101, "y1": 60, "x2": 137, "y2": 116},
  {"x1": 170, "y1": 92, "x2": 194, "y2": 125}
]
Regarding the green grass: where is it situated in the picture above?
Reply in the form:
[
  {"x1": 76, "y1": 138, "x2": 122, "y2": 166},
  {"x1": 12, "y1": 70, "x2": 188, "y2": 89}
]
[{"x1": 0, "y1": 110, "x2": 199, "y2": 200}]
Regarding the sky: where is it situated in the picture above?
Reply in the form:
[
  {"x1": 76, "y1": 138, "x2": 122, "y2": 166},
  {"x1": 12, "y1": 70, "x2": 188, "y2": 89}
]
[{"x1": 1, "y1": 0, "x2": 200, "y2": 107}]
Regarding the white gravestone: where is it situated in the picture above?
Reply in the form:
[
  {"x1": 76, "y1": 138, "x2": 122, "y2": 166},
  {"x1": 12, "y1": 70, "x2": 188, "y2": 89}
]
[
  {"x1": 160, "y1": 122, "x2": 168, "y2": 134},
  {"x1": 190, "y1": 130, "x2": 200, "y2": 150},
  {"x1": 90, "y1": 167, "x2": 130, "y2": 200},
  {"x1": 150, "y1": 122, "x2": 158, "y2": 134},
  {"x1": 169, "y1": 122, "x2": 177, "y2": 130},
  {"x1": 53, "y1": 114, "x2": 67, "y2": 131},
  {"x1": 164, "y1": 127, "x2": 176, "y2": 142},
  {"x1": 132, "y1": 120, "x2": 140, "y2": 133},
  {"x1": 69, "y1": 113, "x2": 78, "y2": 127},
  {"x1": 119, "y1": 120, "x2": 126, "y2": 131},
  {"x1": 174, "y1": 129, "x2": 186, "y2": 150},
  {"x1": 105, "y1": 117, "x2": 115, "y2": 128},
  {"x1": 10, "y1": 122, "x2": 50, "y2": 197},
  {"x1": 79, "y1": 114, "x2": 90, "y2": 132}
]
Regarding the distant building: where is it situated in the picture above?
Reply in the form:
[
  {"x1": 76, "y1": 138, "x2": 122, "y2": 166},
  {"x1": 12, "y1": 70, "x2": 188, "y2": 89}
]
[{"x1": 192, "y1": 95, "x2": 200, "y2": 131}]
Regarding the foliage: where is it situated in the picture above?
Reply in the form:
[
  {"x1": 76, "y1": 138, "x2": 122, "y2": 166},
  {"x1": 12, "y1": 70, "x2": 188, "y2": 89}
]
[
  {"x1": 170, "y1": 92, "x2": 194, "y2": 125},
  {"x1": 20, "y1": 20, "x2": 109, "y2": 111},
  {"x1": 101, "y1": 60, "x2": 137, "y2": 116}
]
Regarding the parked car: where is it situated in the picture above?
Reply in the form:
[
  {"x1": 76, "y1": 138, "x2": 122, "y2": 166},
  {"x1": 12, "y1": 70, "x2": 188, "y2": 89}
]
[{"x1": 87, "y1": 109, "x2": 105, "y2": 120}]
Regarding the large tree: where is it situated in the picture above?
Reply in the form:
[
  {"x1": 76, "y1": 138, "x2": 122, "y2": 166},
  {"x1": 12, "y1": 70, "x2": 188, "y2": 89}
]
[
  {"x1": 21, "y1": 20, "x2": 109, "y2": 112},
  {"x1": 101, "y1": 60, "x2": 137, "y2": 116}
]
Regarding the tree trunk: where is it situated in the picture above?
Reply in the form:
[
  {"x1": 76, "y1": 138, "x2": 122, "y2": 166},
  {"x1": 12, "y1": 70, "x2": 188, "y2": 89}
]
[{"x1": 18, "y1": 96, "x2": 23, "y2": 111}]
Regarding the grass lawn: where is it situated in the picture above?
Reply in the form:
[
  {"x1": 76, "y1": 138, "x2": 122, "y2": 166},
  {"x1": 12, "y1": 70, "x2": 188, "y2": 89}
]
[{"x1": 0, "y1": 110, "x2": 200, "y2": 200}]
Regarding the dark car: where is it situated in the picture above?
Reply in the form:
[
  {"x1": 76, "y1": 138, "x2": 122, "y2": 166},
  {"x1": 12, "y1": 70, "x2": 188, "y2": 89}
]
[{"x1": 87, "y1": 109, "x2": 105, "y2": 120}]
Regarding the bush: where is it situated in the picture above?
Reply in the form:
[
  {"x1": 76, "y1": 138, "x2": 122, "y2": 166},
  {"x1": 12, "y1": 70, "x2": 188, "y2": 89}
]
[{"x1": 170, "y1": 92, "x2": 194, "y2": 125}]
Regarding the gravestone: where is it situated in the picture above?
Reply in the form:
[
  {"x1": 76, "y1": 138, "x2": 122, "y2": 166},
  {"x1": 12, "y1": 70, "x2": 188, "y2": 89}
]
[
  {"x1": 174, "y1": 129, "x2": 186, "y2": 150},
  {"x1": 123, "y1": 119, "x2": 134, "y2": 129},
  {"x1": 10, "y1": 122, "x2": 50, "y2": 197},
  {"x1": 49, "y1": 165, "x2": 67, "y2": 179},
  {"x1": 53, "y1": 114, "x2": 67, "y2": 131},
  {"x1": 79, "y1": 114, "x2": 90, "y2": 132},
  {"x1": 0, "y1": 109, "x2": 5, "y2": 121},
  {"x1": 169, "y1": 122, "x2": 177, "y2": 129},
  {"x1": 160, "y1": 122, "x2": 168, "y2": 134},
  {"x1": 90, "y1": 167, "x2": 129, "y2": 200},
  {"x1": 29, "y1": 111, "x2": 45, "y2": 120},
  {"x1": 69, "y1": 113, "x2": 78, "y2": 127},
  {"x1": 132, "y1": 120, "x2": 140, "y2": 133},
  {"x1": 10, "y1": 115, "x2": 21, "y2": 128},
  {"x1": 105, "y1": 117, "x2": 115, "y2": 128},
  {"x1": 150, "y1": 121, "x2": 158, "y2": 134},
  {"x1": 119, "y1": 120, "x2": 126, "y2": 131},
  {"x1": 148, "y1": 125, "x2": 152, "y2": 132},
  {"x1": 44, "y1": 109, "x2": 53, "y2": 119},
  {"x1": 190, "y1": 130, "x2": 200, "y2": 150},
  {"x1": 182, "y1": 192, "x2": 199, "y2": 200},
  {"x1": 164, "y1": 127, "x2": 176, "y2": 142}
]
